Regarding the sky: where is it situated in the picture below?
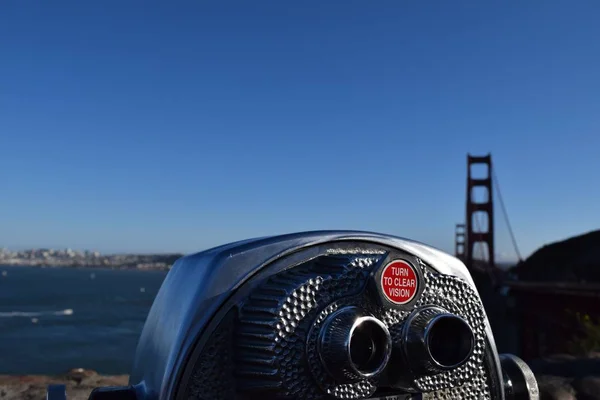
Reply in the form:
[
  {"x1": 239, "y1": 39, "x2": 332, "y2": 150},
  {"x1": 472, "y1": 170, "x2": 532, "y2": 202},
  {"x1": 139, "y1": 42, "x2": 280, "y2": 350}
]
[{"x1": 1, "y1": 1, "x2": 599, "y2": 260}]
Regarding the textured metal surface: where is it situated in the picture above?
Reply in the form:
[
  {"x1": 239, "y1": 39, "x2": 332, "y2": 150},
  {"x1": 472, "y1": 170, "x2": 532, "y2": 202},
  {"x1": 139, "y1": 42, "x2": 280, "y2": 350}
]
[
  {"x1": 307, "y1": 296, "x2": 384, "y2": 399},
  {"x1": 179, "y1": 250, "x2": 491, "y2": 399},
  {"x1": 127, "y1": 231, "x2": 505, "y2": 400},
  {"x1": 236, "y1": 254, "x2": 380, "y2": 399},
  {"x1": 408, "y1": 271, "x2": 491, "y2": 399},
  {"x1": 184, "y1": 310, "x2": 236, "y2": 400},
  {"x1": 399, "y1": 306, "x2": 474, "y2": 374}
]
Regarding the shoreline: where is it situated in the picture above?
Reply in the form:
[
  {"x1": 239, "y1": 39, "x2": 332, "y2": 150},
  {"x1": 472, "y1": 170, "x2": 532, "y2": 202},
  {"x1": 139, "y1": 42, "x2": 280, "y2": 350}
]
[
  {"x1": 2, "y1": 355, "x2": 600, "y2": 400},
  {"x1": 0, "y1": 264, "x2": 171, "y2": 272},
  {"x1": 0, "y1": 369, "x2": 129, "y2": 400},
  {"x1": 7, "y1": 365, "x2": 598, "y2": 398}
]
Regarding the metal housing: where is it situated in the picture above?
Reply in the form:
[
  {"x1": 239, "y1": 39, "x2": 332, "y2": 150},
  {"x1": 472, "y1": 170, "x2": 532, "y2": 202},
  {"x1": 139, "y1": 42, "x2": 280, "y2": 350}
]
[{"x1": 128, "y1": 230, "x2": 504, "y2": 400}]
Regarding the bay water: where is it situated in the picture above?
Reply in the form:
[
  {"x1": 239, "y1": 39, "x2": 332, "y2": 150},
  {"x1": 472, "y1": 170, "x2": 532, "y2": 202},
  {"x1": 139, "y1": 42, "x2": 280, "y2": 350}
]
[{"x1": 0, "y1": 265, "x2": 167, "y2": 375}]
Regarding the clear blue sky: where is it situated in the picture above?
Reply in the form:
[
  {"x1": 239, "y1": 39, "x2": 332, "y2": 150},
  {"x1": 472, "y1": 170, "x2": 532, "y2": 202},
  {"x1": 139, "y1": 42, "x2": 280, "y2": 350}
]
[{"x1": 1, "y1": 1, "x2": 599, "y2": 260}]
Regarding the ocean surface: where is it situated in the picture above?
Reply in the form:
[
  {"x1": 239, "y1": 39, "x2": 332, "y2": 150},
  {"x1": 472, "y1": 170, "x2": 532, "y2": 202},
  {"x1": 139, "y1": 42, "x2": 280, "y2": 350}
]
[{"x1": 0, "y1": 265, "x2": 167, "y2": 375}]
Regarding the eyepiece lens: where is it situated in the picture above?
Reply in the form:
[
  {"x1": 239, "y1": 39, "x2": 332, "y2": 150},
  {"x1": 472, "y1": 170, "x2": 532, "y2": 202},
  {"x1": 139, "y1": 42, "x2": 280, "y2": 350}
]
[
  {"x1": 350, "y1": 326, "x2": 376, "y2": 368},
  {"x1": 349, "y1": 319, "x2": 389, "y2": 374},
  {"x1": 427, "y1": 315, "x2": 474, "y2": 368},
  {"x1": 318, "y1": 308, "x2": 391, "y2": 382}
]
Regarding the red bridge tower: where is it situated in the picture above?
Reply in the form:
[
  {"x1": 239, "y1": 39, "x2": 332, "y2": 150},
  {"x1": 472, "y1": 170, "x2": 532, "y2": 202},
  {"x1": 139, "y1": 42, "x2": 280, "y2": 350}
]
[{"x1": 460, "y1": 154, "x2": 495, "y2": 271}]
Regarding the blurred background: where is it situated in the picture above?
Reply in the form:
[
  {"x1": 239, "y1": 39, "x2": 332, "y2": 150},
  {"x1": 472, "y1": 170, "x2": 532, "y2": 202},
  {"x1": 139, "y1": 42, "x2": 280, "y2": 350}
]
[{"x1": 1, "y1": 1, "x2": 599, "y2": 398}]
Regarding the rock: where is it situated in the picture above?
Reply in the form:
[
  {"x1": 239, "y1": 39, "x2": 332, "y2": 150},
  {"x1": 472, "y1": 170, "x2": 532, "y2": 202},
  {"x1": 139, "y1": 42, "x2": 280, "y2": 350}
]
[
  {"x1": 572, "y1": 376, "x2": 600, "y2": 400},
  {"x1": 0, "y1": 373, "x2": 128, "y2": 400},
  {"x1": 536, "y1": 375, "x2": 576, "y2": 400},
  {"x1": 64, "y1": 369, "x2": 98, "y2": 385},
  {"x1": 528, "y1": 354, "x2": 600, "y2": 399}
]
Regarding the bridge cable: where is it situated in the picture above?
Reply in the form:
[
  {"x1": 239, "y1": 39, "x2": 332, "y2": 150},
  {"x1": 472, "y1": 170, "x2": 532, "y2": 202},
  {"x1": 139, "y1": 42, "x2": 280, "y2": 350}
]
[{"x1": 492, "y1": 167, "x2": 523, "y2": 262}]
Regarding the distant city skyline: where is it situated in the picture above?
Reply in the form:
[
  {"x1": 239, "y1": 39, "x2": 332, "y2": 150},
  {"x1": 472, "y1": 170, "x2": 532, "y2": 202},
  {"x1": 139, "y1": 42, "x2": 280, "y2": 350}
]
[
  {"x1": 2, "y1": 2, "x2": 599, "y2": 262},
  {"x1": 0, "y1": 246, "x2": 176, "y2": 255},
  {"x1": 2, "y1": 225, "x2": 594, "y2": 263},
  {"x1": 0, "y1": 247, "x2": 176, "y2": 269}
]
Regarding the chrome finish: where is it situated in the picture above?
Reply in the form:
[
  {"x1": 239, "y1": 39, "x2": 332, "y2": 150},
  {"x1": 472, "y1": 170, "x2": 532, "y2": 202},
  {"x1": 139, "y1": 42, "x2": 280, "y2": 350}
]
[
  {"x1": 401, "y1": 306, "x2": 475, "y2": 374},
  {"x1": 317, "y1": 306, "x2": 392, "y2": 382},
  {"x1": 500, "y1": 354, "x2": 540, "y2": 400},
  {"x1": 127, "y1": 230, "x2": 504, "y2": 400}
]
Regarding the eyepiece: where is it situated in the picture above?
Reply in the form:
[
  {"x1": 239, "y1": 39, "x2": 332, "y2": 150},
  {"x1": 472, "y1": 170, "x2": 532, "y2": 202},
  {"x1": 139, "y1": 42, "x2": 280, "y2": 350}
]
[
  {"x1": 426, "y1": 314, "x2": 474, "y2": 369},
  {"x1": 350, "y1": 317, "x2": 391, "y2": 374},
  {"x1": 318, "y1": 307, "x2": 392, "y2": 382},
  {"x1": 402, "y1": 307, "x2": 475, "y2": 375}
]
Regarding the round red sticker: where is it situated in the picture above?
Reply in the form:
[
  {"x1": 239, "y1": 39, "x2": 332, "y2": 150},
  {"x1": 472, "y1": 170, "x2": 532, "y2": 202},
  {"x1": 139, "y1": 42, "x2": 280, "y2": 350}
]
[{"x1": 380, "y1": 260, "x2": 418, "y2": 305}]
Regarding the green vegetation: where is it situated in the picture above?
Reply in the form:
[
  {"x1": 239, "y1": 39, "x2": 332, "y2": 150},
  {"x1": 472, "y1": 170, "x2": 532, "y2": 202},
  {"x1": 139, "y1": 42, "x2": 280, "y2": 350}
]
[{"x1": 567, "y1": 312, "x2": 600, "y2": 355}]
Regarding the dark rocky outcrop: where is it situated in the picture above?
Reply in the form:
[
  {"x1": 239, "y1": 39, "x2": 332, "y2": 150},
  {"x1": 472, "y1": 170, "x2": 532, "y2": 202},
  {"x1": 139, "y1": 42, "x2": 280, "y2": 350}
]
[
  {"x1": 572, "y1": 376, "x2": 600, "y2": 400},
  {"x1": 536, "y1": 375, "x2": 577, "y2": 400},
  {"x1": 531, "y1": 353, "x2": 600, "y2": 399},
  {"x1": 514, "y1": 230, "x2": 600, "y2": 283}
]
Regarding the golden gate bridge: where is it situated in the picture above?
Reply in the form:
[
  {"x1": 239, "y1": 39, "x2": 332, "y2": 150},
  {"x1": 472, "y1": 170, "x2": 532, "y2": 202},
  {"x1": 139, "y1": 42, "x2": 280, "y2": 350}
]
[
  {"x1": 454, "y1": 154, "x2": 600, "y2": 360},
  {"x1": 454, "y1": 154, "x2": 523, "y2": 286}
]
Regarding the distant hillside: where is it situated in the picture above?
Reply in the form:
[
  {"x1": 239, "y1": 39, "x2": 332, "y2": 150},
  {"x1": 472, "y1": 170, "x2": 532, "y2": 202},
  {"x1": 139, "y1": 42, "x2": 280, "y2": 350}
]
[{"x1": 514, "y1": 230, "x2": 600, "y2": 283}]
